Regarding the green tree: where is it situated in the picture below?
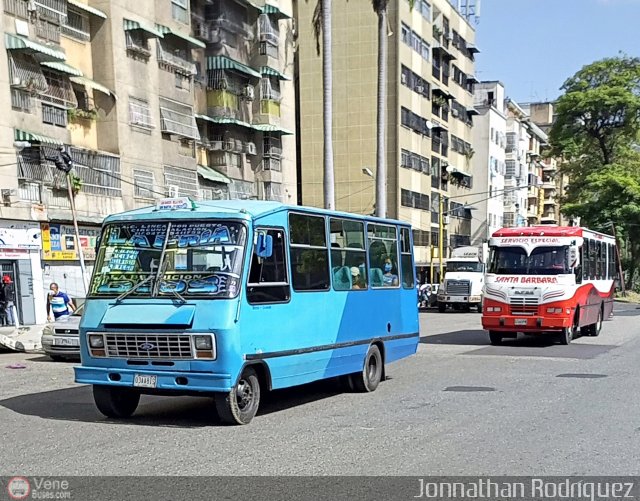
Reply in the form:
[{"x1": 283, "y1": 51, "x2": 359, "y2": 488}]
[{"x1": 550, "y1": 56, "x2": 640, "y2": 288}]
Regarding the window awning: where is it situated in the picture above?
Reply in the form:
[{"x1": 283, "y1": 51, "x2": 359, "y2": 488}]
[
  {"x1": 14, "y1": 128, "x2": 64, "y2": 146},
  {"x1": 197, "y1": 165, "x2": 231, "y2": 184},
  {"x1": 195, "y1": 114, "x2": 254, "y2": 130},
  {"x1": 123, "y1": 19, "x2": 164, "y2": 38},
  {"x1": 263, "y1": 3, "x2": 292, "y2": 19},
  {"x1": 68, "y1": 0, "x2": 107, "y2": 19},
  {"x1": 449, "y1": 166, "x2": 472, "y2": 178},
  {"x1": 4, "y1": 33, "x2": 66, "y2": 61},
  {"x1": 41, "y1": 61, "x2": 83, "y2": 77},
  {"x1": 155, "y1": 24, "x2": 206, "y2": 49},
  {"x1": 69, "y1": 75, "x2": 116, "y2": 99},
  {"x1": 466, "y1": 74, "x2": 479, "y2": 83},
  {"x1": 432, "y1": 87, "x2": 454, "y2": 100},
  {"x1": 467, "y1": 44, "x2": 480, "y2": 54},
  {"x1": 433, "y1": 44, "x2": 456, "y2": 61},
  {"x1": 206, "y1": 56, "x2": 262, "y2": 79},
  {"x1": 260, "y1": 66, "x2": 291, "y2": 81},
  {"x1": 466, "y1": 107, "x2": 479, "y2": 115},
  {"x1": 251, "y1": 123, "x2": 294, "y2": 135}
]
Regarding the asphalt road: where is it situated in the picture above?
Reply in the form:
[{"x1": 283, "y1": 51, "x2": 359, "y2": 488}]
[{"x1": 1, "y1": 302, "x2": 639, "y2": 476}]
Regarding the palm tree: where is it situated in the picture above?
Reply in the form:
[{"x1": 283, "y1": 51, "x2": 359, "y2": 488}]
[
  {"x1": 309, "y1": 0, "x2": 335, "y2": 210},
  {"x1": 371, "y1": 0, "x2": 414, "y2": 218}
]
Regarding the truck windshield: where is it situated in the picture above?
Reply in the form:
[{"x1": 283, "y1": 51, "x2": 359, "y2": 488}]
[
  {"x1": 90, "y1": 221, "x2": 246, "y2": 298},
  {"x1": 447, "y1": 261, "x2": 484, "y2": 273},
  {"x1": 488, "y1": 246, "x2": 570, "y2": 275}
]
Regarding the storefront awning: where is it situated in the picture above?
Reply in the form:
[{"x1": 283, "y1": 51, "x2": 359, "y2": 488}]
[
  {"x1": 206, "y1": 56, "x2": 262, "y2": 79},
  {"x1": 68, "y1": 0, "x2": 107, "y2": 19},
  {"x1": 14, "y1": 128, "x2": 63, "y2": 146},
  {"x1": 263, "y1": 3, "x2": 292, "y2": 19},
  {"x1": 4, "y1": 33, "x2": 66, "y2": 61},
  {"x1": 260, "y1": 66, "x2": 291, "y2": 81},
  {"x1": 155, "y1": 24, "x2": 206, "y2": 49},
  {"x1": 123, "y1": 19, "x2": 164, "y2": 38},
  {"x1": 41, "y1": 61, "x2": 83, "y2": 77},
  {"x1": 251, "y1": 123, "x2": 294, "y2": 135},
  {"x1": 69, "y1": 75, "x2": 116, "y2": 99},
  {"x1": 197, "y1": 165, "x2": 231, "y2": 184}
]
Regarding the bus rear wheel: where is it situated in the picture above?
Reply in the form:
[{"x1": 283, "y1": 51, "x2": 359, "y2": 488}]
[
  {"x1": 215, "y1": 367, "x2": 261, "y2": 425},
  {"x1": 93, "y1": 385, "x2": 140, "y2": 418},
  {"x1": 588, "y1": 308, "x2": 603, "y2": 337},
  {"x1": 438, "y1": 302, "x2": 446, "y2": 313},
  {"x1": 351, "y1": 344, "x2": 383, "y2": 393}
]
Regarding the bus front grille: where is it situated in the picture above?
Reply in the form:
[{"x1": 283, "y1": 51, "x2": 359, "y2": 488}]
[
  {"x1": 445, "y1": 280, "x2": 470, "y2": 296},
  {"x1": 105, "y1": 334, "x2": 193, "y2": 359},
  {"x1": 509, "y1": 297, "x2": 539, "y2": 316}
]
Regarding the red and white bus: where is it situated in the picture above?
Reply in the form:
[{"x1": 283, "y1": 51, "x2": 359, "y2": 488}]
[{"x1": 481, "y1": 226, "x2": 617, "y2": 345}]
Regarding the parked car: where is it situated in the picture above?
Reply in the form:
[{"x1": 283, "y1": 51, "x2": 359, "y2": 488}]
[{"x1": 41, "y1": 304, "x2": 84, "y2": 361}]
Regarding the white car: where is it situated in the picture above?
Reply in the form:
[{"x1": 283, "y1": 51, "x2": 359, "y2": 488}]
[{"x1": 41, "y1": 304, "x2": 83, "y2": 361}]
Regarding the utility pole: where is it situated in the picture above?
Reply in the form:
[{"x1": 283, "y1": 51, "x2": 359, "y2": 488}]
[
  {"x1": 439, "y1": 195, "x2": 445, "y2": 283},
  {"x1": 48, "y1": 148, "x2": 89, "y2": 295},
  {"x1": 609, "y1": 221, "x2": 626, "y2": 296}
]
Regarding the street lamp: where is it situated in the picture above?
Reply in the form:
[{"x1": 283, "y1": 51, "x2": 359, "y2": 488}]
[
  {"x1": 362, "y1": 167, "x2": 374, "y2": 178},
  {"x1": 47, "y1": 147, "x2": 89, "y2": 296}
]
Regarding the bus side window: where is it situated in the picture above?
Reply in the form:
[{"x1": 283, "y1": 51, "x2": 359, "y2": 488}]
[
  {"x1": 289, "y1": 213, "x2": 330, "y2": 291},
  {"x1": 400, "y1": 227, "x2": 415, "y2": 289},
  {"x1": 247, "y1": 229, "x2": 290, "y2": 304},
  {"x1": 595, "y1": 241, "x2": 602, "y2": 279}
]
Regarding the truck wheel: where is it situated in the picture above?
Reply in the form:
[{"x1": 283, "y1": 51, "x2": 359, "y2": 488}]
[
  {"x1": 488, "y1": 331, "x2": 502, "y2": 345},
  {"x1": 93, "y1": 385, "x2": 140, "y2": 418},
  {"x1": 215, "y1": 367, "x2": 261, "y2": 425},
  {"x1": 438, "y1": 302, "x2": 446, "y2": 313},
  {"x1": 559, "y1": 311, "x2": 579, "y2": 344},
  {"x1": 477, "y1": 303, "x2": 483, "y2": 313},
  {"x1": 350, "y1": 344, "x2": 383, "y2": 392}
]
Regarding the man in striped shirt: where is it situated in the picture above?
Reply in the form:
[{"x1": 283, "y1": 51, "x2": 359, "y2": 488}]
[{"x1": 46, "y1": 282, "x2": 76, "y2": 322}]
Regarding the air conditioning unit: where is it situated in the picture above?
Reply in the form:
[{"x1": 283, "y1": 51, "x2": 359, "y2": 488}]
[
  {"x1": 416, "y1": 85, "x2": 424, "y2": 93},
  {"x1": 168, "y1": 185, "x2": 179, "y2": 197},
  {"x1": 223, "y1": 139, "x2": 234, "y2": 151},
  {"x1": 243, "y1": 85, "x2": 255, "y2": 101},
  {"x1": 443, "y1": 215, "x2": 450, "y2": 225},
  {"x1": 210, "y1": 140, "x2": 222, "y2": 151},
  {"x1": 246, "y1": 142, "x2": 257, "y2": 155},
  {"x1": 233, "y1": 139, "x2": 243, "y2": 152},
  {"x1": 451, "y1": 109, "x2": 459, "y2": 118},
  {"x1": 401, "y1": 73, "x2": 407, "y2": 85}
]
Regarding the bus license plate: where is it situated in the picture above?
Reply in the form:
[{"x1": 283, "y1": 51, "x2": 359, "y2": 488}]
[
  {"x1": 134, "y1": 374, "x2": 157, "y2": 388},
  {"x1": 54, "y1": 337, "x2": 79, "y2": 346},
  {"x1": 514, "y1": 319, "x2": 528, "y2": 326}
]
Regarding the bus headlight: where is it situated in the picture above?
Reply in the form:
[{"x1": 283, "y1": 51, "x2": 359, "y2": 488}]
[
  {"x1": 88, "y1": 334, "x2": 105, "y2": 348},
  {"x1": 486, "y1": 306, "x2": 502, "y2": 313},
  {"x1": 546, "y1": 307, "x2": 564, "y2": 314},
  {"x1": 194, "y1": 335, "x2": 213, "y2": 350}
]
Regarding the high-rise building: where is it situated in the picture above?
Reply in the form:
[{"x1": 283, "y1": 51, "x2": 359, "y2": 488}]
[
  {"x1": 296, "y1": 0, "x2": 480, "y2": 282},
  {"x1": 0, "y1": 0, "x2": 296, "y2": 325},
  {"x1": 470, "y1": 81, "x2": 506, "y2": 245},
  {"x1": 503, "y1": 98, "x2": 530, "y2": 228}
]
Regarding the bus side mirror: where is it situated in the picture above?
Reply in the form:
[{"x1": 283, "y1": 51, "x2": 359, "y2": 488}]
[{"x1": 255, "y1": 233, "x2": 273, "y2": 258}]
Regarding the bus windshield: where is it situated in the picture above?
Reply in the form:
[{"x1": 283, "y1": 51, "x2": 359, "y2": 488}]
[
  {"x1": 90, "y1": 221, "x2": 247, "y2": 298},
  {"x1": 488, "y1": 246, "x2": 570, "y2": 275},
  {"x1": 447, "y1": 261, "x2": 484, "y2": 273}
]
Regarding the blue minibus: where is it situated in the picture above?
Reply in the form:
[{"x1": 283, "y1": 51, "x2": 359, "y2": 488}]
[{"x1": 74, "y1": 198, "x2": 419, "y2": 424}]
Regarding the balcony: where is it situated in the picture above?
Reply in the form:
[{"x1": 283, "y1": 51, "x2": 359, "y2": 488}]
[
  {"x1": 34, "y1": 0, "x2": 67, "y2": 21},
  {"x1": 542, "y1": 181, "x2": 556, "y2": 190},
  {"x1": 157, "y1": 42, "x2": 197, "y2": 76}
]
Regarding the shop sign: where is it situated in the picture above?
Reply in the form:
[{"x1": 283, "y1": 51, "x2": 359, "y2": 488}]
[
  {"x1": 41, "y1": 223, "x2": 100, "y2": 261},
  {"x1": 0, "y1": 223, "x2": 41, "y2": 249}
]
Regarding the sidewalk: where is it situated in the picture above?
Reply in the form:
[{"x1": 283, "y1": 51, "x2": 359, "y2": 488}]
[{"x1": 0, "y1": 324, "x2": 45, "y2": 352}]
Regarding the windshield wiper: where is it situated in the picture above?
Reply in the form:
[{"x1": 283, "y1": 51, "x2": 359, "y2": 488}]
[
  {"x1": 115, "y1": 274, "x2": 155, "y2": 304},
  {"x1": 154, "y1": 259, "x2": 187, "y2": 304}
]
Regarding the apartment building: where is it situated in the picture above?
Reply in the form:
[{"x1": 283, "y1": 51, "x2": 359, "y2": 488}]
[
  {"x1": 523, "y1": 119, "x2": 547, "y2": 226},
  {"x1": 470, "y1": 81, "x2": 506, "y2": 245},
  {"x1": 524, "y1": 101, "x2": 568, "y2": 225},
  {"x1": 0, "y1": 0, "x2": 295, "y2": 325},
  {"x1": 296, "y1": 0, "x2": 480, "y2": 280},
  {"x1": 503, "y1": 99, "x2": 530, "y2": 228}
]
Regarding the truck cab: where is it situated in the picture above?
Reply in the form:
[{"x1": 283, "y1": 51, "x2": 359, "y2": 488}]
[{"x1": 437, "y1": 245, "x2": 487, "y2": 313}]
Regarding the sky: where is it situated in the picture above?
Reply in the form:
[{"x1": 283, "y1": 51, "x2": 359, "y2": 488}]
[{"x1": 474, "y1": 0, "x2": 640, "y2": 103}]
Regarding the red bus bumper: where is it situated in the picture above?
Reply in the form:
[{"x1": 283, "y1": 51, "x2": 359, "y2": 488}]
[{"x1": 481, "y1": 315, "x2": 572, "y2": 333}]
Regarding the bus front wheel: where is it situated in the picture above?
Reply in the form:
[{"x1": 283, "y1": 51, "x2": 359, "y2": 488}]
[
  {"x1": 588, "y1": 307, "x2": 603, "y2": 337},
  {"x1": 93, "y1": 385, "x2": 140, "y2": 418},
  {"x1": 351, "y1": 344, "x2": 383, "y2": 393},
  {"x1": 215, "y1": 367, "x2": 261, "y2": 425},
  {"x1": 488, "y1": 331, "x2": 502, "y2": 345}
]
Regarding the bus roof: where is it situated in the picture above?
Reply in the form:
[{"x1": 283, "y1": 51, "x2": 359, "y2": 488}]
[
  {"x1": 491, "y1": 226, "x2": 613, "y2": 239},
  {"x1": 103, "y1": 200, "x2": 410, "y2": 226}
]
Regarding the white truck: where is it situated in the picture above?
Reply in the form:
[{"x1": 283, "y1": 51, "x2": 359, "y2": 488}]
[{"x1": 437, "y1": 245, "x2": 487, "y2": 313}]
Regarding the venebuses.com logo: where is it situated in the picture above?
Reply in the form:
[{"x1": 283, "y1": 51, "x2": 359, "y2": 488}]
[{"x1": 7, "y1": 477, "x2": 30, "y2": 500}]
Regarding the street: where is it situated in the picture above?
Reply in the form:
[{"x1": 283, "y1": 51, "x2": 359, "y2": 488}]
[{"x1": 1, "y1": 302, "x2": 639, "y2": 476}]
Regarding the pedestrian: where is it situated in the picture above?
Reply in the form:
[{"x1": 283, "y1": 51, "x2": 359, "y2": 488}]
[
  {"x1": 46, "y1": 282, "x2": 75, "y2": 322},
  {"x1": 1, "y1": 275, "x2": 19, "y2": 328}
]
